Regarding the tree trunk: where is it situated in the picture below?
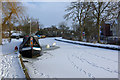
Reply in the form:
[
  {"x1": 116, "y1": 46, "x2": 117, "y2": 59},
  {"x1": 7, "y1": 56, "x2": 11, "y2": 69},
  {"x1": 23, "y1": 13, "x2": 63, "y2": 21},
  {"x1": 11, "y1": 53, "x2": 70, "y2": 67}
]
[
  {"x1": 0, "y1": 2, "x2": 2, "y2": 45},
  {"x1": 79, "y1": 22, "x2": 83, "y2": 41},
  {"x1": 2, "y1": 12, "x2": 12, "y2": 27},
  {"x1": 8, "y1": 19, "x2": 12, "y2": 42},
  {"x1": 97, "y1": 20, "x2": 100, "y2": 43},
  {"x1": 97, "y1": 4, "x2": 101, "y2": 43},
  {"x1": 80, "y1": 26, "x2": 83, "y2": 41}
]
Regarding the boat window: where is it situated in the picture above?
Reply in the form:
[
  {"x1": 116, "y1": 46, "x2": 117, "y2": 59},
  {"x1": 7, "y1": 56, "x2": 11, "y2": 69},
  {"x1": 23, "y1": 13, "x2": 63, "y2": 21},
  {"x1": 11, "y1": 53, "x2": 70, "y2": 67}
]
[
  {"x1": 24, "y1": 39, "x2": 30, "y2": 47},
  {"x1": 33, "y1": 38, "x2": 39, "y2": 47},
  {"x1": 23, "y1": 37, "x2": 40, "y2": 47}
]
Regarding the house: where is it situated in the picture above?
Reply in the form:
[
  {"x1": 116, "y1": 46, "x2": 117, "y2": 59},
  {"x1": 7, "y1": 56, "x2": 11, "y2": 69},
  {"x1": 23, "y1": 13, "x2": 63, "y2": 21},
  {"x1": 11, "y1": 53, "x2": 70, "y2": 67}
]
[
  {"x1": 102, "y1": 19, "x2": 120, "y2": 45},
  {"x1": 110, "y1": 19, "x2": 119, "y2": 37},
  {"x1": 102, "y1": 23, "x2": 112, "y2": 37}
]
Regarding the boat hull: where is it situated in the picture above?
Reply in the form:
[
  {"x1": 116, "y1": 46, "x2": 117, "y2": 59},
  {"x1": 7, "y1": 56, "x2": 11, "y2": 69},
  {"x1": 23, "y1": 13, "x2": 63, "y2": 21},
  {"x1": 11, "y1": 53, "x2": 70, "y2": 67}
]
[{"x1": 20, "y1": 49, "x2": 42, "y2": 58}]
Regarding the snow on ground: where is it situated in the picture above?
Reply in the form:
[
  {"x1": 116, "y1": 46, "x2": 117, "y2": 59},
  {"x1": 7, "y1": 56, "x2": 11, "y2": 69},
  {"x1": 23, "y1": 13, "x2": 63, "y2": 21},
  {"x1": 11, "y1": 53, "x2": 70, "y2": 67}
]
[
  {"x1": 2, "y1": 39, "x2": 9, "y2": 45},
  {"x1": 24, "y1": 37, "x2": 118, "y2": 78},
  {"x1": 11, "y1": 33, "x2": 22, "y2": 37},
  {"x1": 0, "y1": 39, "x2": 25, "y2": 79},
  {"x1": 55, "y1": 37, "x2": 120, "y2": 49}
]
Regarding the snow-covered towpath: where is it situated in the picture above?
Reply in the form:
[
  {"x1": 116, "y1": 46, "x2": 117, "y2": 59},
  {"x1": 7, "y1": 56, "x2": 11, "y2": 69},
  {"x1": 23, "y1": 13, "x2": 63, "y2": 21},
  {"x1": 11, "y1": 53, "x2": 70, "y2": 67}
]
[
  {"x1": 24, "y1": 38, "x2": 118, "y2": 78},
  {"x1": 0, "y1": 39, "x2": 25, "y2": 79}
]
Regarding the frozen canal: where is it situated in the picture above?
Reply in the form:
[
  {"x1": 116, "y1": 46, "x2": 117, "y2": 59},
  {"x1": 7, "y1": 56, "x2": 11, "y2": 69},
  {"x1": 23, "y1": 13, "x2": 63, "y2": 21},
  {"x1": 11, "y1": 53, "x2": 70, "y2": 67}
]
[{"x1": 23, "y1": 38, "x2": 118, "y2": 78}]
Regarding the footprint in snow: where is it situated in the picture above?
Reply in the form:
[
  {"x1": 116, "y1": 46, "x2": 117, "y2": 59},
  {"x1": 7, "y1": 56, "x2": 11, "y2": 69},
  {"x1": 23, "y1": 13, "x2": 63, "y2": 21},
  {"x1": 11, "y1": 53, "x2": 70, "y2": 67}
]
[
  {"x1": 39, "y1": 73, "x2": 44, "y2": 76},
  {"x1": 34, "y1": 70, "x2": 38, "y2": 74},
  {"x1": 79, "y1": 69, "x2": 82, "y2": 71},
  {"x1": 76, "y1": 66, "x2": 79, "y2": 69},
  {"x1": 83, "y1": 70, "x2": 86, "y2": 75},
  {"x1": 88, "y1": 73, "x2": 91, "y2": 77},
  {"x1": 46, "y1": 75, "x2": 50, "y2": 78}
]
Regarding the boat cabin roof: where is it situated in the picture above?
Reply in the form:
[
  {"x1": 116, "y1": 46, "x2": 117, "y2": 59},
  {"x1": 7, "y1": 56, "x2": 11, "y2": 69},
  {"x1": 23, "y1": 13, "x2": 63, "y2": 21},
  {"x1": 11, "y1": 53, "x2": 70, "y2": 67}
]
[{"x1": 20, "y1": 35, "x2": 40, "y2": 49}]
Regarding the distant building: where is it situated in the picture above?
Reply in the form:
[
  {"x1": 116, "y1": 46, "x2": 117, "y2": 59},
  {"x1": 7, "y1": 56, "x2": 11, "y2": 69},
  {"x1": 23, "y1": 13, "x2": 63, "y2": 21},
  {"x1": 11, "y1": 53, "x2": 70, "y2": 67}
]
[
  {"x1": 101, "y1": 18, "x2": 119, "y2": 37},
  {"x1": 101, "y1": 19, "x2": 120, "y2": 45},
  {"x1": 110, "y1": 19, "x2": 118, "y2": 37},
  {"x1": 101, "y1": 23, "x2": 112, "y2": 37}
]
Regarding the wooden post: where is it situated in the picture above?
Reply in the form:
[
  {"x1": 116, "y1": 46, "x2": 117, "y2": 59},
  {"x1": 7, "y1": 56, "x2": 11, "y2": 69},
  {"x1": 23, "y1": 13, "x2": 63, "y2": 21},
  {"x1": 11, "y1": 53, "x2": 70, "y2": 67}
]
[{"x1": 19, "y1": 54, "x2": 31, "y2": 80}]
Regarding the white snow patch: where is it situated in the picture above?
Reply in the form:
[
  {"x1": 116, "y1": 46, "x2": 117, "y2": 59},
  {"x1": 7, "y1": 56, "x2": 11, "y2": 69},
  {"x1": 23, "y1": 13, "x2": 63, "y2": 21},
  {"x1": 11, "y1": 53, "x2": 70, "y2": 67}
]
[{"x1": 0, "y1": 38, "x2": 25, "y2": 79}]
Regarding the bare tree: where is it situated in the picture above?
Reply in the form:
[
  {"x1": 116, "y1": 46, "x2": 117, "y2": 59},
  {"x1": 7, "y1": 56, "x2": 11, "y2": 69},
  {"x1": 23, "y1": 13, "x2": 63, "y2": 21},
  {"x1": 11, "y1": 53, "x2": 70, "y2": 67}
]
[
  {"x1": 21, "y1": 16, "x2": 40, "y2": 35},
  {"x1": 2, "y1": 1, "x2": 25, "y2": 39},
  {"x1": 39, "y1": 23, "x2": 44, "y2": 30},
  {"x1": 64, "y1": 2, "x2": 91, "y2": 41},
  {"x1": 91, "y1": 2, "x2": 118, "y2": 43},
  {"x1": 58, "y1": 22, "x2": 69, "y2": 34},
  {"x1": 71, "y1": 23, "x2": 79, "y2": 32},
  {"x1": 65, "y1": 1, "x2": 118, "y2": 43}
]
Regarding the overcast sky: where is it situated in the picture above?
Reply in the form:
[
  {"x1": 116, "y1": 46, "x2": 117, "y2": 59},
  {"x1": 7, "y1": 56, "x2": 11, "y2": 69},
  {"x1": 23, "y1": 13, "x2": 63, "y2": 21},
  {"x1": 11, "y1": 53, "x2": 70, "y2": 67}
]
[{"x1": 23, "y1": 2, "x2": 72, "y2": 28}]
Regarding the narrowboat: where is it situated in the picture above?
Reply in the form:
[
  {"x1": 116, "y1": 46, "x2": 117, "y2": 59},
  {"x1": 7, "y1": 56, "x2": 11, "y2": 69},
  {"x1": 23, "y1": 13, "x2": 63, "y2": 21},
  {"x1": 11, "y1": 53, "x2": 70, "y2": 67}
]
[{"x1": 19, "y1": 35, "x2": 42, "y2": 58}]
